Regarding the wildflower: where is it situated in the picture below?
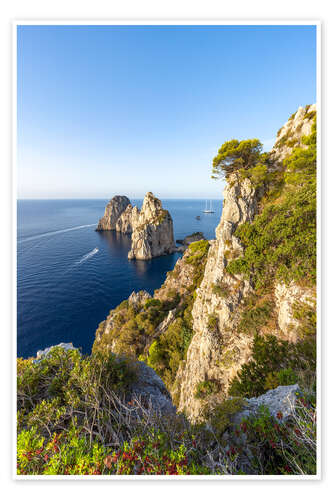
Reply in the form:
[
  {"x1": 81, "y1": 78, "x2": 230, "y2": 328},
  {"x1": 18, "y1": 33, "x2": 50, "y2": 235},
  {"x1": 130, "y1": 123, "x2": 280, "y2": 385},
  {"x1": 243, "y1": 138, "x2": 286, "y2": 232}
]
[
  {"x1": 276, "y1": 412, "x2": 283, "y2": 420},
  {"x1": 284, "y1": 464, "x2": 292, "y2": 473},
  {"x1": 43, "y1": 454, "x2": 49, "y2": 462}
]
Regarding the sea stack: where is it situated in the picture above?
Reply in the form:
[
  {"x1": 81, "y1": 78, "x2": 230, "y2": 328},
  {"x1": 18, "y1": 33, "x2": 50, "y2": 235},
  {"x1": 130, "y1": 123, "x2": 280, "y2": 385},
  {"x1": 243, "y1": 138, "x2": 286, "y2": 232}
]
[
  {"x1": 96, "y1": 195, "x2": 131, "y2": 231},
  {"x1": 128, "y1": 192, "x2": 175, "y2": 260}
]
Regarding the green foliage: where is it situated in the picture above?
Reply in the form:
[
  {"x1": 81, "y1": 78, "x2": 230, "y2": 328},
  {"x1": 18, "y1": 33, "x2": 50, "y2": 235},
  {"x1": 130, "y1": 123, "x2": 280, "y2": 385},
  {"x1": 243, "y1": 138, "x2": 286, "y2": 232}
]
[
  {"x1": 195, "y1": 380, "x2": 220, "y2": 399},
  {"x1": 17, "y1": 347, "x2": 137, "y2": 439},
  {"x1": 237, "y1": 398, "x2": 316, "y2": 475},
  {"x1": 212, "y1": 139, "x2": 263, "y2": 179},
  {"x1": 206, "y1": 398, "x2": 245, "y2": 436},
  {"x1": 226, "y1": 152, "x2": 316, "y2": 289},
  {"x1": 292, "y1": 299, "x2": 317, "y2": 338},
  {"x1": 211, "y1": 280, "x2": 230, "y2": 298},
  {"x1": 237, "y1": 295, "x2": 273, "y2": 335},
  {"x1": 229, "y1": 335, "x2": 316, "y2": 398},
  {"x1": 186, "y1": 239, "x2": 210, "y2": 266},
  {"x1": 207, "y1": 313, "x2": 219, "y2": 332}
]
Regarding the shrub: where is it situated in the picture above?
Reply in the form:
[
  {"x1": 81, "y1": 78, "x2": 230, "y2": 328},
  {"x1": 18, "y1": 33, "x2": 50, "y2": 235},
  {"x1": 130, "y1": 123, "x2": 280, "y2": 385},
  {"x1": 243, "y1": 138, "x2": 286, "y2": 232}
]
[
  {"x1": 207, "y1": 314, "x2": 219, "y2": 332},
  {"x1": 195, "y1": 380, "x2": 220, "y2": 399},
  {"x1": 237, "y1": 397, "x2": 316, "y2": 475},
  {"x1": 211, "y1": 281, "x2": 229, "y2": 298},
  {"x1": 229, "y1": 335, "x2": 316, "y2": 398},
  {"x1": 237, "y1": 295, "x2": 273, "y2": 335}
]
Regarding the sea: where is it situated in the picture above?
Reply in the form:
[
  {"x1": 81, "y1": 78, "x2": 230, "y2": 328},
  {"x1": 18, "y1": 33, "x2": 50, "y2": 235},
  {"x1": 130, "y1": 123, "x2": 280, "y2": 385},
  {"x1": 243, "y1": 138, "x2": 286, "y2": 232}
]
[{"x1": 17, "y1": 199, "x2": 222, "y2": 358}]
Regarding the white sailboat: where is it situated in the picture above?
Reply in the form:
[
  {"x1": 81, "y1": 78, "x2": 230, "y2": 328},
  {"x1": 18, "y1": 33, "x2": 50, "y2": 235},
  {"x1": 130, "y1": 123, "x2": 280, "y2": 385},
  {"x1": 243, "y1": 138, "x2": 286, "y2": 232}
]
[{"x1": 203, "y1": 200, "x2": 214, "y2": 213}]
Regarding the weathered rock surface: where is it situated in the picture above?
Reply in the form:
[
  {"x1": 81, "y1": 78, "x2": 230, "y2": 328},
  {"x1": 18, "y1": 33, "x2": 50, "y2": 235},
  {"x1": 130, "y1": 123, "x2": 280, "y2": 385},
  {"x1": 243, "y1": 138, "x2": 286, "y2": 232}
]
[
  {"x1": 271, "y1": 104, "x2": 316, "y2": 163},
  {"x1": 128, "y1": 192, "x2": 176, "y2": 260},
  {"x1": 274, "y1": 282, "x2": 316, "y2": 343},
  {"x1": 129, "y1": 361, "x2": 176, "y2": 415},
  {"x1": 231, "y1": 384, "x2": 301, "y2": 425},
  {"x1": 177, "y1": 174, "x2": 258, "y2": 421},
  {"x1": 115, "y1": 204, "x2": 140, "y2": 234},
  {"x1": 128, "y1": 290, "x2": 152, "y2": 309},
  {"x1": 96, "y1": 195, "x2": 131, "y2": 230}
]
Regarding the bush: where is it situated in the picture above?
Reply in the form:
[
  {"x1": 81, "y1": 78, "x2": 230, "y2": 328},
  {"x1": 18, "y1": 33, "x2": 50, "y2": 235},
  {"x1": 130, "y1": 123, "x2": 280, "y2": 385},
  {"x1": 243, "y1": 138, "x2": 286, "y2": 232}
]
[
  {"x1": 207, "y1": 314, "x2": 218, "y2": 332},
  {"x1": 229, "y1": 335, "x2": 316, "y2": 398},
  {"x1": 236, "y1": 397, "x2": 316, "y2": 475},
  {"x1": 195, "y1": 380, "x2": 220, "y2": 399}
]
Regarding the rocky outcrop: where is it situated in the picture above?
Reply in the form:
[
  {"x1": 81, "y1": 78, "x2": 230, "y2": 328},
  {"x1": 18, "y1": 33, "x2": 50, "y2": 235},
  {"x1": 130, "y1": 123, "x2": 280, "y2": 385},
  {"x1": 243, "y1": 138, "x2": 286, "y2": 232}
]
[
  {"x1": 96, "y1": 195, "x2": 131, "y2": 230},
  {"x1": 128, "y1": 192, "x2": 176, "y2": 260},
  {"x1": 129, "y1": 361, "x2": 176, "y2": 415},
  {"x1": 271, "y1": 104, "x2": 316, "y2": 163},
  {"x1": 115, "y1": 204, "x2": 140, "y2": 234},
  {"x1": 97, "y1": 192, "x2": 176, "y2": 260},
  {"x1": 128, "y1": 290, "x2": 152, "y2": 309},
  {"x1": 274, "y1": 282, "x2": 316, "y2": 343},
  {"x1": 231, "y1": 384, "x2": 301, "y2": 425},
  {"x1": 176, "y1": 175, "x2": 259, "y2": 420}
]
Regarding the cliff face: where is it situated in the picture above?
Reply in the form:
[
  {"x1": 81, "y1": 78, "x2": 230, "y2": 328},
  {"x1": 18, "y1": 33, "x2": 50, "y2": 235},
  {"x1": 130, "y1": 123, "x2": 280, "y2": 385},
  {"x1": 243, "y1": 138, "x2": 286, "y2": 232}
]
[
  {"x1": 175, "y1": 104, "x2": 317, "y2": 421},
  {"x1": 96, "y1": 195, "x2": 131, "y2": 230},
  {"x1": 128, "y1": 192, "x2": 175, "y2": 260},
  {"x1": 177, "y1": 175, "x2": 259, "y2": 419}
]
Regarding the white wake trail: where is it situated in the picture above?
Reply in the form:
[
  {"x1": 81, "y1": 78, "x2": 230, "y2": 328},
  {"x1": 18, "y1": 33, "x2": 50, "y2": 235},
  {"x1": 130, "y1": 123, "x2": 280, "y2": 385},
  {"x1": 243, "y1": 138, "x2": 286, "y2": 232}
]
[
  {"x1": 18, "y1": 224, "x2": 96, "y2": 244},
  {"x1": 76, "y1": 247, "x2": 99, "y2": 265}
]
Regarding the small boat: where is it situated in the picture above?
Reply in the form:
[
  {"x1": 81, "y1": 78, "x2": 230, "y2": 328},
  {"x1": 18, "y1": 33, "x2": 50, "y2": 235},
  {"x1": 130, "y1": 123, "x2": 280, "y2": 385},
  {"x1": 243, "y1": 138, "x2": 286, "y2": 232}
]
[
  {"x1": 196, "y1": 215, "x2": 201, "y2": 220},
  {"x1": 203, "y1": 200, "x2": 214, "y2": 213}
]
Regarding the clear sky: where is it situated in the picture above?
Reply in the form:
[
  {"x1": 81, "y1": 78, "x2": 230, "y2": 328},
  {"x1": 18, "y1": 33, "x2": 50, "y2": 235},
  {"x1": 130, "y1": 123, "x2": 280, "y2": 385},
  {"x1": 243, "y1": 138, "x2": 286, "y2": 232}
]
[{"x1": 17, "y1": 24, "x2": 317, "y2": 199}]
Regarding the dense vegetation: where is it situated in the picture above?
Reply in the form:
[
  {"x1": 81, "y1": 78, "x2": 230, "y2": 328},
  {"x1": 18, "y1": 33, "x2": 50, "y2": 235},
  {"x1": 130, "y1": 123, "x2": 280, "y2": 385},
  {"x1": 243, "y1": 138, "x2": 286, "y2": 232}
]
[
  {"x1": 17, "y1": 346, "x2": 316, "y2": 475},
  {"x1": 226, "y1": 119, "x2": 316, "y2": 290}
]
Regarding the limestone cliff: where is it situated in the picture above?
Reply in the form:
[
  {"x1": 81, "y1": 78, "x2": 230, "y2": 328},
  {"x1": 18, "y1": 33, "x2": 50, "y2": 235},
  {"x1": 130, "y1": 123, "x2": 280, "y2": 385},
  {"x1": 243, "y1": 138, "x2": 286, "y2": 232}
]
[
  {"x1": 175, "y1": 104, "x2": 317, "y2": 421},
  {"x1": 96, "y1": 195, "x2": 131, "y2": 230},
  {"x1": 128, "y1": 192, "x2": 176, "y2": 260}
]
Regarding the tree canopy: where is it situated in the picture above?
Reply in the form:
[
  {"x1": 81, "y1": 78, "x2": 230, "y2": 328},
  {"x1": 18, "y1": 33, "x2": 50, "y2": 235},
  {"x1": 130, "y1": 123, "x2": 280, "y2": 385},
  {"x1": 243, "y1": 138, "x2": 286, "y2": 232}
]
[{"x1": 212, "y1": 139, "x2": 263, "y2": 179}]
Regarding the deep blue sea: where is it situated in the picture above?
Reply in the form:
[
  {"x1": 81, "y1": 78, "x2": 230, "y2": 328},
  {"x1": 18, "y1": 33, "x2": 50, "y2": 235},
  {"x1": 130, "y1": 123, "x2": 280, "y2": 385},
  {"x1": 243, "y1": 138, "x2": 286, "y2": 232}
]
[{"x1": 17, "y1": 199, "x2": 222, "y2": 358}]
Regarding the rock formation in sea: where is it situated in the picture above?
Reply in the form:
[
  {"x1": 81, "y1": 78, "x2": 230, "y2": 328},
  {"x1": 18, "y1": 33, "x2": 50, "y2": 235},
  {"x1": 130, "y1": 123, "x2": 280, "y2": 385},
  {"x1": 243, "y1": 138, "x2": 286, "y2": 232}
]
[
  {"x1": 128, "y1": 192, "x2": 176, "y2": 260},
  {"x1": 96, "y1": 195, "x2": 131, "y2": 231},
  {"x1": 97, "y1": 192, "x2": 176, "y2": 260}
]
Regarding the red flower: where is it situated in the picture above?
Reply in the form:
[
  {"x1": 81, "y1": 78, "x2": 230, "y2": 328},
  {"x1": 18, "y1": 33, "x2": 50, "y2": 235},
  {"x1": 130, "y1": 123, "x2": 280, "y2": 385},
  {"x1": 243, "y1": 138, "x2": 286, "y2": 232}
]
[
  {"x1": 276, "y1": 412, "x2": 283, "y2": 420},
  {"x1": 192, "y1": 440, "x2": 197, "y2": 448},
  {"x1": 43, "y1": 454, "x2": 49, "y2": 462}
]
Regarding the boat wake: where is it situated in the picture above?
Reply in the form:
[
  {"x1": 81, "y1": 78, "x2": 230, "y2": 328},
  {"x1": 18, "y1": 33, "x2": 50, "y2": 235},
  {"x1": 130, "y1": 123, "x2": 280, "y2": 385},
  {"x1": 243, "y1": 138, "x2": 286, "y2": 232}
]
[
  {"x1": 76, "y1": 247, "x2": 99, "y2": 265},
  {"x1": 18, "y1": 224, "x2": 96, "y2": 244}
]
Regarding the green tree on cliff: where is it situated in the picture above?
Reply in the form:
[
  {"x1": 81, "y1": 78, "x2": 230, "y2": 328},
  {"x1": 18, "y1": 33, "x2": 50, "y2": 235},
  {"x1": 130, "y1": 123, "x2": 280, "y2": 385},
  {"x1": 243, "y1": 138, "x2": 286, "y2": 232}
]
[{"x1": 211, "y1": 138, "x2": 263, "y2": 179}]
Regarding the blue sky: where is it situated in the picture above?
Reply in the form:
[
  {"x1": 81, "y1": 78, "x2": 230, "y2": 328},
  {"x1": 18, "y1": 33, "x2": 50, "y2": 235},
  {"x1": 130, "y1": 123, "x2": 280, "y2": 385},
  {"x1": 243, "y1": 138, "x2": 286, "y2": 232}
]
[{"x1": 17, "y1": 25, "x2": 317, "y2": 199}]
